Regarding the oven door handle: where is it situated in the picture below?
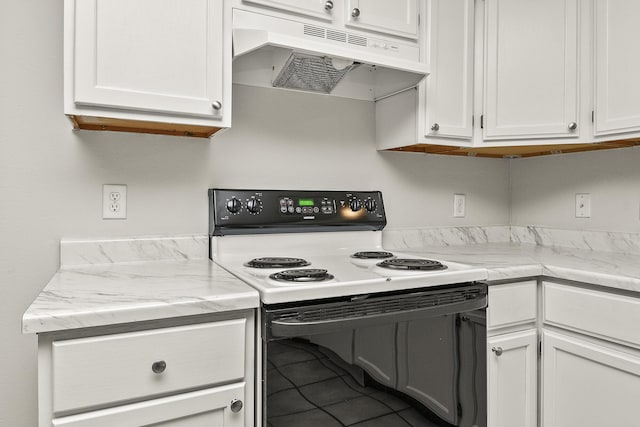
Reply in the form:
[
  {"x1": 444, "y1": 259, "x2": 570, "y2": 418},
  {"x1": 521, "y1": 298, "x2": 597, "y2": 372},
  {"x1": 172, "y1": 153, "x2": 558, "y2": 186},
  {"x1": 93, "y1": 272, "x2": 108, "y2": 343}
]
[{"x1": 268, "y1": 295, "x2": 487, "y2": 338}]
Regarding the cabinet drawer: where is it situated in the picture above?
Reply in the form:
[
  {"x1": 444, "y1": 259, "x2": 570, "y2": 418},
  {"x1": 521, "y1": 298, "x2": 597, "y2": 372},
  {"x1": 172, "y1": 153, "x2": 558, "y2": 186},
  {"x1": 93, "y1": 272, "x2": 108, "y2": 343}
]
[
  {"x1": 488, "y1": 281, "x2": 537, "y2": 330},
  {"x1": 52, "y1": 383, "x2": 245, "y2": 427},
  {"x1": 543, "y1": 282, "x2": 640, "y2": 348},
  {"x1": 52, "y1": 319, "x2": 246, "y2": 414}
]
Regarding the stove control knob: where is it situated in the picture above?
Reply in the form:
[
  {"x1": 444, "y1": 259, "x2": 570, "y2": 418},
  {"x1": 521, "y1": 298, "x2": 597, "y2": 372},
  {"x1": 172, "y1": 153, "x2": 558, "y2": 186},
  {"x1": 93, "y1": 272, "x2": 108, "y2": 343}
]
[
  {"x1": 364, "y1": 199, "x2": 377, "y2": 212},
  {"x1": 349, "y1": 198, "x2": 362, "y2": 212},
  {"x1": 246, "y1": 199, "x2": 261, "y2": 214},
  {"x1": 226, "y1": 198, "x2": 242, "y2": 214}
]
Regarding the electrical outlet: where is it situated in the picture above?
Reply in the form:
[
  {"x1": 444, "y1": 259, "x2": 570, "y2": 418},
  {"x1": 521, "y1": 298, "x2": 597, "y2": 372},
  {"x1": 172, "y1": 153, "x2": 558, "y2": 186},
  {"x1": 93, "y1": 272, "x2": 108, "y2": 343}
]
[
  {"x1": 454, "y1": 194, "x2": 466, "y2": 218},
  {"x1": 103, "y1": 184, "x2": 127, "y2": 219},
  {"x1": 575, "y1": 193, "x2": 591, "y2": 218}
]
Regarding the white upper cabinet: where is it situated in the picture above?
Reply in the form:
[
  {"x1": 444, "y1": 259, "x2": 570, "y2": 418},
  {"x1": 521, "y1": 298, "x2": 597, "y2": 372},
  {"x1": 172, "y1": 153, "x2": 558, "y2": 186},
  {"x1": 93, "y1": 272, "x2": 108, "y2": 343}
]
[
  {"x1": 65, "y1": 0, "x2": 231, "y2": 137},
  {"x1": 241, "y1": 0, "x2": 335, "y2": 21},
  {"x1": 345, "y1": 0, "x2": 419, "y2": 39},
  {"x1": 424, "y1": 0, "x2": 474, "y2": 140},
  {"x1": 594, "y1": 0, "x2": 640, "y2": 137},
  {"x1": 483, "y1": 0, "x2": 580, "y2": 141}
]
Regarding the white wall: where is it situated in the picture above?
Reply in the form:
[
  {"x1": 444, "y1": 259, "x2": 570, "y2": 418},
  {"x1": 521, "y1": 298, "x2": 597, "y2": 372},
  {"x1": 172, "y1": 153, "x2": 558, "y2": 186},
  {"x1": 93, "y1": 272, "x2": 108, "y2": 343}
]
[
  {"x1": 212, "y1": 87, "x2": 510, "y2": 228},
  {"x1": 510, "y1": 146, "x2": 640, "y2": 232},
  {"x1": 0, "y1": 1, "x2": 510, "y2": 425}
]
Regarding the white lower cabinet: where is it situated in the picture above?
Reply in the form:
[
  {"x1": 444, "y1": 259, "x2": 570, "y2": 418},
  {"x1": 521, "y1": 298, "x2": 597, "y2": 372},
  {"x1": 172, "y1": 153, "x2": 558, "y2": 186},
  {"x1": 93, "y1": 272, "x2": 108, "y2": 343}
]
[
  {"x1": 487, "y1": 329, "x2": 538, "y2": 427},
  {"x1": 52, "y1": 384, "x2": 245, "y2": 427},
  {"x1": 486, "y1": 280, "x2": 538, "y2": 427},
  {"x1": 541, "y1": 281, "x2": 640, "y2": 427},
  {"x1": 542, "y1": 330, "x2": 640, "y2": 427},
  {"x1": 39, "y1": 312, "x2": 255, "y2": 427}
]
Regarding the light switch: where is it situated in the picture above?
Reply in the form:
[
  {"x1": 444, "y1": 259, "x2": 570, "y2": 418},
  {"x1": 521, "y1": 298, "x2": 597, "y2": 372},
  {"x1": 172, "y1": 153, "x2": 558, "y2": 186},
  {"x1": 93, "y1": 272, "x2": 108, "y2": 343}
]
[
  {"x1": 454, "y1": 194, "x2": 466, "y2": 218},
  {"x1": 575, "y1": 193, "x2": 591, "y2": 218}
]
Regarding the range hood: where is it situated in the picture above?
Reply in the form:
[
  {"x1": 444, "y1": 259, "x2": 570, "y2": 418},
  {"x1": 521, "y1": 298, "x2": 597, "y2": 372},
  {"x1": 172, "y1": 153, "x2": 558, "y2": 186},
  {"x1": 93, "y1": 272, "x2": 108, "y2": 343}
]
[{"x1": 232, "y1": 9, "x2": 430, "y2": 101}]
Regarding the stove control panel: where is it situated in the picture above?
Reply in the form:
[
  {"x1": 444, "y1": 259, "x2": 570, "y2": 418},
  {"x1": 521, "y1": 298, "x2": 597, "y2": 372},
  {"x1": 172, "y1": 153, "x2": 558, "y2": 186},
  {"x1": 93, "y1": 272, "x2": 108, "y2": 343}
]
[{"x1": 209, "y1": 189, "x2": 386, "y2": 235}]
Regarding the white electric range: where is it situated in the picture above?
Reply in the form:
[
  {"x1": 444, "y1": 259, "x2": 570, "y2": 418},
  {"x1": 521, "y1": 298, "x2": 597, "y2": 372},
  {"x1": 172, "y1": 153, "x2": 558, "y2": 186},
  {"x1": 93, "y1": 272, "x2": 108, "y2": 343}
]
[
  {"x1": 209, "y1": 189, "x2": 488, "y2": 305},
  {"x1": 208, "y1": 189, "x2": 489, "y2": 427}
]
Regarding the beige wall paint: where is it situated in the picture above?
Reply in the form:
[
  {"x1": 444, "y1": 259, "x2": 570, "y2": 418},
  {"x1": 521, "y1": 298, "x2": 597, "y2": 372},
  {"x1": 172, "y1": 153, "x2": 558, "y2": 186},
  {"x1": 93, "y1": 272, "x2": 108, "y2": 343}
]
[
  {"x1": 0, "y1": 1, "x2": 509, "y2": 425},
  {"x1": 510, "y1": 147, "x2": 640, "y2": 232}
]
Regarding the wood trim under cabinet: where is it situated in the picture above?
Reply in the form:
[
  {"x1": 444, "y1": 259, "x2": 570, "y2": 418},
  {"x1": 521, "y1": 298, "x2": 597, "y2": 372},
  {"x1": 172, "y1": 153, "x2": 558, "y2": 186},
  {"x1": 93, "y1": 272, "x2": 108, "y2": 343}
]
[
  {"x1": 68, "y1": 115, "x2": 223, "y2": 139},
  {"x1": 388, "y1": 139, "x2": 640, "y2": 158}
]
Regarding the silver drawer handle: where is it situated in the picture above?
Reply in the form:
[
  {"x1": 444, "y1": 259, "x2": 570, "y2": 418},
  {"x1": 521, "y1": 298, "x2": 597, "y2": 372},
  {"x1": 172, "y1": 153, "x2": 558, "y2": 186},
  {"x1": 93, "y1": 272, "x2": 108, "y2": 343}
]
[
  {"x1": 151, "y1": 360, "x2": 167, "y2": 374},
  {"x1": 431, "y1": 123, "x2": 440, "y2": 132},
  {"x1": 351, "y1": 8, "x2": 360, "y2": 17},
  {"x1": 211, "y1": 100, "x2": 222, "y2": 110},
  {"x1": 568, "y1": 121, "x2": 577, "y2": 131},
  {"x1": 491, "y1": 347, "x2": 503, "y2": 356},
  {"x1": 324, "y1": 0, "x2": 334, "y2": 10},
  {"x1": 230, "y1": 399, "x2": 243, "y2": 413}
]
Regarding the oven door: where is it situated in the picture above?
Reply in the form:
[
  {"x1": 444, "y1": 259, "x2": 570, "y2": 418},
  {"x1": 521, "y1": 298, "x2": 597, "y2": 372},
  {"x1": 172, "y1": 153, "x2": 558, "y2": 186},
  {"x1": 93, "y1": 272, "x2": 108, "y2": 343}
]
[{"x1": 262, "y1": 283, "x2": 487, "y2": 427}]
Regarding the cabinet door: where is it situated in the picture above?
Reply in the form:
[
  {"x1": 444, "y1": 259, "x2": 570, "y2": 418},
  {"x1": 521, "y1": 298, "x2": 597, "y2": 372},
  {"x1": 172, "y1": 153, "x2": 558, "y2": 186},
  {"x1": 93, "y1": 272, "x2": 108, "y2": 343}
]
[
  {"x1": 425, "y1": 0, "x2": 474, "y2": 139},
  {"x1": 396, "y1": 316, "x2": 459, "y2": 425},
  {"x1": 483, "y1": 0, "x2": 579, "y2": 140},
  {"x1": 241, "y1": 0, "x2": 334, "y2": 21},
  {"x1": 542, "y1": 330, "x2": 640, "y2": 427},
  {"x1": 72, "y1": 0, "x2": 226, "y2": 120},
  {"x1": 594, "y1": 0, "x2": 640, "y2": 137},
  {"x1": 345, "y1": 0, "x2": 419, "y2": 39},
  {"x1": 52, "y1": 384, "x2": 245, "y2": 427},
  {"x1": 353, "y1": 324, "x2": 396, "y2": 387},
  {"x1": 487, "y1": 329, "x2": 537, "y2": 427}
]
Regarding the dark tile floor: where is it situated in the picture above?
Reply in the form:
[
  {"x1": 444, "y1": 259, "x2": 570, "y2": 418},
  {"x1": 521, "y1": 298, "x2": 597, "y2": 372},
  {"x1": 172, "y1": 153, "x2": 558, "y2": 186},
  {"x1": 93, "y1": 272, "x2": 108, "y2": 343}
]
[{"x1": 266, "y1": 340, "x2": 443, "y2": 427}]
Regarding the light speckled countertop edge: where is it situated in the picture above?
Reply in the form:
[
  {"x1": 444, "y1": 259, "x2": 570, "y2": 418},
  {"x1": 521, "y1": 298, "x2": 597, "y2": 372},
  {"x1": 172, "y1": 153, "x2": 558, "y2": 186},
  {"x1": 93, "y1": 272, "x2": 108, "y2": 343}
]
[
  {"x1": 400, "y1": 242, "x2": 640, "y2": 294},
  {"x1": 25, "y1": 228, "x2": 640, "y2": 335},
  {"x1": 22, "y1": 259, "x2": 260, "y2": 335}
]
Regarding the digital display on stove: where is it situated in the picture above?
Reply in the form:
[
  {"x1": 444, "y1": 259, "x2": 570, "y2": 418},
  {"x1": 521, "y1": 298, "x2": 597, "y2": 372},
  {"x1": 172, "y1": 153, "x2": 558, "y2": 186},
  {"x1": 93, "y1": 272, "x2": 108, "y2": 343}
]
[{"x1": 298, "y1": 199, "x2": 315, "y2": 206}]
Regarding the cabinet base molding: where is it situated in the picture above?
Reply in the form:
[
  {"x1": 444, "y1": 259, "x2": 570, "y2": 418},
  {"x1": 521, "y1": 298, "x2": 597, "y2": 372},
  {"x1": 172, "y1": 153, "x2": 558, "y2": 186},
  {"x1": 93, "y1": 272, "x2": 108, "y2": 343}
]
[
  {"x1": 387, "y1": 139, "x2": 640, "y2": 158},
  {"x1": 68, "y1": 116, "x2": 223, "y2": 139}
]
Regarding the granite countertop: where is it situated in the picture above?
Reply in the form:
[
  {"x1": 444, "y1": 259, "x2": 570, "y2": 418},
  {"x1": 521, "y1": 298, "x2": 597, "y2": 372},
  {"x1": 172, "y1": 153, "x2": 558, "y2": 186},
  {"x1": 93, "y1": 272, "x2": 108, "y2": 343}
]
[
  {"x1": 384, "y1": 226, "x2": 640, "y2": 294},
  {"x1": 22, "y1": 237, "x2": 259, "y2": 335},
  {"x1": 23, "y1": 229, "x2": 640, "y2": 335},
  {"x1": 400, "y1": 243, "x2": 640, "y2": 292}
]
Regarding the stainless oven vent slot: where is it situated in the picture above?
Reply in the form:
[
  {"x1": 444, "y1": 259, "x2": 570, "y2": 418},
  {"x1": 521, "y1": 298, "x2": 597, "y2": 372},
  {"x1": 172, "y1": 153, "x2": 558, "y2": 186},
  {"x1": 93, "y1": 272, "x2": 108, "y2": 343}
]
[{"x1": 266, "y1": 284, "x2": 487, "y2": 338}]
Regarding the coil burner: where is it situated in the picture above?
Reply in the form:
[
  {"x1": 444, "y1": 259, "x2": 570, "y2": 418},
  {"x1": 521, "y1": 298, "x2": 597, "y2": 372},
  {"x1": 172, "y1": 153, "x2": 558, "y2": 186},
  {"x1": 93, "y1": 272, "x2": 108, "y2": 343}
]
[
  {"x1": 270, "y1": 269, "x2": 334, "y2": 283},
  {"x1": 377, "y1": 258, "x2": 448, "y2": 271},
  {"x1": 351, "y1": 251, "x2": 395, "y2": 259},
  {"x1": 245, "y1": 257, "x2": 310, "y2": 269}
]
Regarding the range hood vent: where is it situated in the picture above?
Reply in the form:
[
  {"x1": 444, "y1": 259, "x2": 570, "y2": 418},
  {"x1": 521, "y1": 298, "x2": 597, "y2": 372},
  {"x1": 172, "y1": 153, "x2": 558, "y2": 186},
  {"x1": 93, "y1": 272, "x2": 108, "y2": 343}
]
[
  {"x1": 272, "y1": 53, "x2": 356, "y2": 94},
  {"x1": 232, "y1": 9, "x2": 429, "y2": 101}
]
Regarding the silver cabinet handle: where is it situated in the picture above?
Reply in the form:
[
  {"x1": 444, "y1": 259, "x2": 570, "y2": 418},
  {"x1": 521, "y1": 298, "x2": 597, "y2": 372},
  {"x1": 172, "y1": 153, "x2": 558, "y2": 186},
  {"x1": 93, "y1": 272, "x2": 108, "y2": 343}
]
[
  {"x1": 151, "y1": 360, "x2": 167, "y2": 374},
  {"x1": 431, "y1": 123, "x2": 440, "y2": 132},
  {"x1": 324, "y1": 0, "x2": 334, "y2": 10},
  {"x1": 491, "y1": 347, "x2": 503, "y2": 356},
  {"x1": 230, "y1": 399, "x2": 243, "y2": 413},
  {"x1": 351, "y1": 8, "x2": 360, "y2": 17},
  {"x1": 568, "y1": 122, "x2": 577, "y2": 130},
  {"x1": 211, "y1": 101, "x2": 222, "y2": 110}
]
